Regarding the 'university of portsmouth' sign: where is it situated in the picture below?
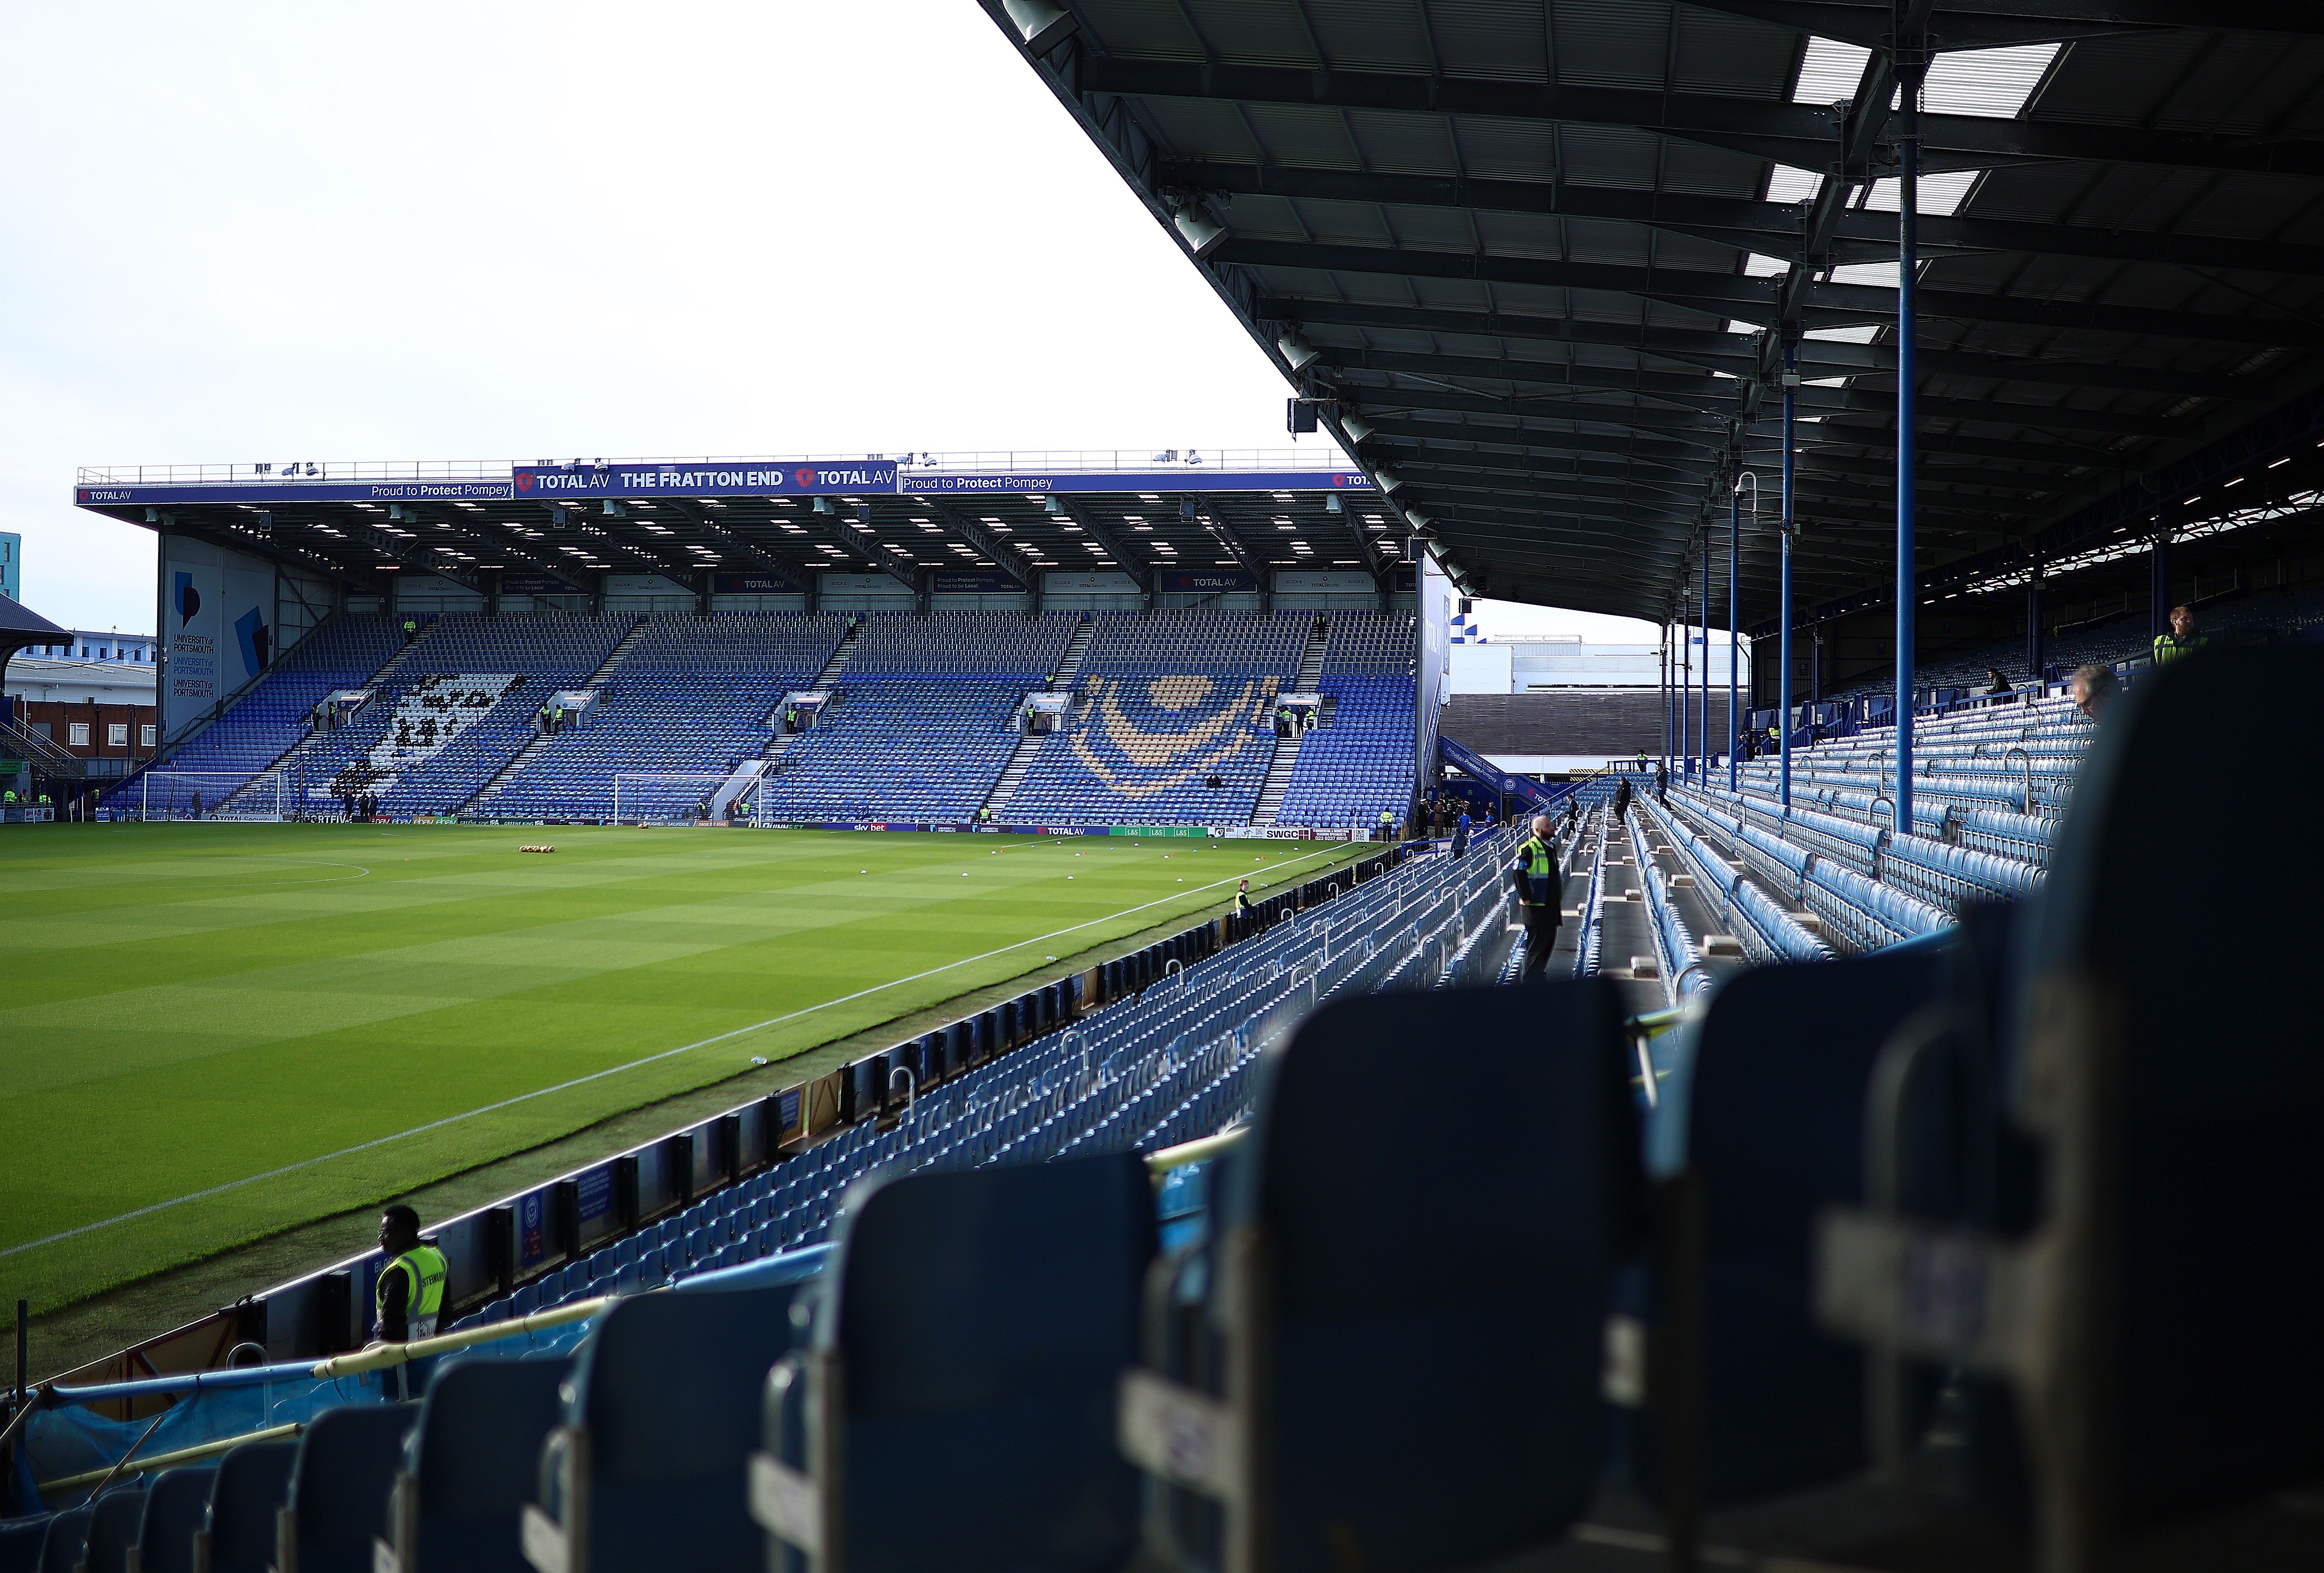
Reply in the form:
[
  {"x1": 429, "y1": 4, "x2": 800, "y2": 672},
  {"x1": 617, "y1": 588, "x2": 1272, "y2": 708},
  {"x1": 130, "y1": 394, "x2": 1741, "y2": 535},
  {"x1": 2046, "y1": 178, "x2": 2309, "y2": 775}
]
[{"x1": 510, "y1": 461, "x2": 899, "y2": 498}]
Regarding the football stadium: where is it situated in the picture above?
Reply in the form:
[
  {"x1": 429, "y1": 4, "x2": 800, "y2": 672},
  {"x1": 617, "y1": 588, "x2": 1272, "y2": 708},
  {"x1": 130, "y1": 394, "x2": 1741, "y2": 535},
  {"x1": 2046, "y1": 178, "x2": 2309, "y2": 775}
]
[{"x1": 3, "y1": 1, "x2": 2323, "y2": 1570}]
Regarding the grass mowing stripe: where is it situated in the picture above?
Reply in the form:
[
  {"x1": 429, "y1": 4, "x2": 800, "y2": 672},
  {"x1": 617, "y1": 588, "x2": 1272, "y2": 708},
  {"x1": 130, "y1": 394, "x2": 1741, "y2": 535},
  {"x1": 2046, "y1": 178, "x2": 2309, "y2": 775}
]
[{"x1": 0, "y1": 840, "x2": 1348, "y2": 1265}]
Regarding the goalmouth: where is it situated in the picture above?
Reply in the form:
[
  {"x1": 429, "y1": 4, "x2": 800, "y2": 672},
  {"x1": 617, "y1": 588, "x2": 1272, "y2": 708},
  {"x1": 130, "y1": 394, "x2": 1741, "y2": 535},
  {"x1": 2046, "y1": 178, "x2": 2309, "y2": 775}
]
[
  {"x1": 612, "y1": 773, "x2": 743, "y2": 824},
  {"x1": 121, "y1": 771, "x2": 288, "y2": 822}
]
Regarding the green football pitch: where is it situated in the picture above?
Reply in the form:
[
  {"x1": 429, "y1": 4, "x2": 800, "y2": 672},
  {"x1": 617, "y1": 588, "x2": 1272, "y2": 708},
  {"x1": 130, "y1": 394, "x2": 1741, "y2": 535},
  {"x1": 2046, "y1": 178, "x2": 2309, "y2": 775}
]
[{"x1": 0, "y1": 822, "x2": 1358, "y2": 1313}]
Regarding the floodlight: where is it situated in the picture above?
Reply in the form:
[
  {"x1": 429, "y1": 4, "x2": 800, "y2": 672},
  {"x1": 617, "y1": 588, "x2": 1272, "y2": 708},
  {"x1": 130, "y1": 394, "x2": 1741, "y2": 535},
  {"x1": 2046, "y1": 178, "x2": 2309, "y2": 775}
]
[
  {"x1": 1374, "y1": 467, "x2": 1405, "y2": 492},
  {"x1": 1002, "y1": 0, "x2": 1078, "y2": 54},
  {"x1": 1276, "y1": 332, "x2": 1320, "y2": 371},
  {"x1": 1340, "y1": 416, "x2": 1374, "y2": 444},
  {"x1": 1324, "y1": 493, "x2": 1343, "y2": 515},
  {"x1": 1173, "y1": 203, "x2": 1227, "y2": 258}
]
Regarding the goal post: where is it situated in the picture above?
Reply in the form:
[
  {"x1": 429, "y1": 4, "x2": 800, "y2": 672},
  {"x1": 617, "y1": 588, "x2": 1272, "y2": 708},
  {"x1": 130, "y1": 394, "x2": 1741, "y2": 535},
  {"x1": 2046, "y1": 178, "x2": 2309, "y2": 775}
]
[
  {"x1": 611, "y1": 773, "x2": 738, "y2": 824},
  {"x1": 125, "y1": 770, "x2": 287, "y2": 822}
]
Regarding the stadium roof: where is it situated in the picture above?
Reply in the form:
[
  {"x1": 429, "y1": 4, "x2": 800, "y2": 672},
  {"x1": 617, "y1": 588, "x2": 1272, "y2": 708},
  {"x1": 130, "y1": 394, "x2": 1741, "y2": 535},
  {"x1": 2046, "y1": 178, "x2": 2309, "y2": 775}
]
[
  {"x1": 72, "y1": 453, "x2": 1409, "y2": 597},
  {"x1": 986, "y1": 0, "x2": 2324, "y2": 629},
  {"x1": 0, "y1": 591, "x2": 68, "y2": 653}
]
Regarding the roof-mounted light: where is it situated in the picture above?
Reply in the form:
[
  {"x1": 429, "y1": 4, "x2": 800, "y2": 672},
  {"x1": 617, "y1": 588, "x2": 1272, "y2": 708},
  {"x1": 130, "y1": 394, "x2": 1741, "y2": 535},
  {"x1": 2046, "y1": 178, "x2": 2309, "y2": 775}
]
[{"x1": 1002, "y1": 0, "x2": 1078, "y2": 55}]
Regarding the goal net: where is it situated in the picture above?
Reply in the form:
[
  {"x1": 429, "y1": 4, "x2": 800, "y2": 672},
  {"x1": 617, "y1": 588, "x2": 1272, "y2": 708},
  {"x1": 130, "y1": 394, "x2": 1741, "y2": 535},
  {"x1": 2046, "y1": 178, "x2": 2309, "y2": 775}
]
[
  {"x1": 612, "y1": 773, "x2": 738, "y2": 824},
  {"x1": 127, "y1": 771, "x2": 287, "y2": 822}
]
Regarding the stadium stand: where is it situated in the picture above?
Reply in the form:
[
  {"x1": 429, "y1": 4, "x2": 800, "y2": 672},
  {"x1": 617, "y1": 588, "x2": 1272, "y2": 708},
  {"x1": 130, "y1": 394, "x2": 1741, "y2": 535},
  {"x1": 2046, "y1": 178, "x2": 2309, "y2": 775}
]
[
  {"x1": 754, "y1": 615, "x2": 1077, "y2": 825},
  {"x1": 1825, "y1": 582, "x2": 2324, "y2": 703},
  {"x1": 99, "y1": 613, "x2": 401, "y2": 818},
  {"x1": 1273, "y1": 612, "x2": 1417, "y2": 830},
  {"x1": 471, "y1": 614, "x2": 847, "y2": 822},
  {"x1": 1009, "y1": 612, "x2": 1308, "y2": 825},
  {"x1": 274, "y1": 614, "x2": 634, "y2": 817},
  {"x1": 106, "y1": 609, "x2": 1423, "y2": 828},
  {"x1": 15, "y1": 649, "x2": 2324, "y2": 1571}
]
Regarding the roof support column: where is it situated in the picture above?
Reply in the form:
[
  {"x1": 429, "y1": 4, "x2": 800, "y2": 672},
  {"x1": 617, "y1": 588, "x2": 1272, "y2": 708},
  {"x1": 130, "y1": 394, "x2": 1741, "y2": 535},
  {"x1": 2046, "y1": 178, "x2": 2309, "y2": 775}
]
[
  {"x1": 1701, "y1": 544, "x2": 1711, "y2": 785},
  {"x1": 2026, "y1": 545, "x2": 2045, "y2": 690},
  {"x1": 2150, "y1": 497, "x2": 2176, "y2": 642},
  {"x1": 1893, "y1": 32, "x2": 1929, "y2": 840},
  {"x1": 1729, "y1": 485, "x2": 1741, "y2": 795},
  {"x1": 1780, "y1": 343, "x2": 1797, "y2": 811}
]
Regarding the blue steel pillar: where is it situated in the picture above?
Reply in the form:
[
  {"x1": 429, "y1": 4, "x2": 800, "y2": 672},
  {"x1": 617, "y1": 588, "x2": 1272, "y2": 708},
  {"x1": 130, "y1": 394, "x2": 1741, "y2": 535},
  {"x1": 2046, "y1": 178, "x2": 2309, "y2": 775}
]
[
  {"x1": 1701, "y1": 546, "x2": 1712, "y2": 783},
  {"x1": 2026, "y1": 547, "x2": 2044, "y2": 688},
  {"x1": 1780, "y1": 344, "x2": 1797, "y2": 809},
  {"x1": 1893, "y1": 44, "x2": 1928, "y2": 838},
  {"x1": 1728, "y1": 486, "x2": 1740, "y2": 794}
]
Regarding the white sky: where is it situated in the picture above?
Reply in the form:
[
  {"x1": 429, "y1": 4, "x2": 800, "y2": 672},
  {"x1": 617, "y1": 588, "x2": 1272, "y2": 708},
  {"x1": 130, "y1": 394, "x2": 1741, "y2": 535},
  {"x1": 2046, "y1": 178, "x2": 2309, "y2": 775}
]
[{"x1": 1, "y1": 0, "x2": 1355, "y2": 632}]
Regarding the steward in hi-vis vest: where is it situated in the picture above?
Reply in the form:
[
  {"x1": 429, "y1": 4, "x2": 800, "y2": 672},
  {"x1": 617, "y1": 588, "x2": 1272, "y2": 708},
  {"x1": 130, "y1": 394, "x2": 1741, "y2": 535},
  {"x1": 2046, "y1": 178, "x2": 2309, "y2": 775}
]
[
  {"x1": 1508, "y1": 815, "x2": 1563, "y2": 984},
  {"x1": 374, "y1": 1205, "x2": 447, "y2": 1345},
  {"x1": 2152, "y1": 604, "x2": 2207, "y2": 666}
]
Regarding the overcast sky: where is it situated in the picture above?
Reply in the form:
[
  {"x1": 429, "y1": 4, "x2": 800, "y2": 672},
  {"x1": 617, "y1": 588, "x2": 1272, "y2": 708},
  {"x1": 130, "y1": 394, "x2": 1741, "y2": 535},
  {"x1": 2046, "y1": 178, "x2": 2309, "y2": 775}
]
[{"x1": 1, "y1": 0, "x2": 1655, "y2": 644}]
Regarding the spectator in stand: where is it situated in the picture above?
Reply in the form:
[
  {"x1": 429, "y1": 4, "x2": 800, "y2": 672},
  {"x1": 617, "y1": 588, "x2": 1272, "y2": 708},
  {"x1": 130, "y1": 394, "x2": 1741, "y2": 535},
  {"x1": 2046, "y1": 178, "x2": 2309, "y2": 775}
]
[
  {"x1": 2071, "y1": 663, "x2": 2115, "y2": 721},
  {"x1": 1981, "y1": 666, "x2": 2014, "y2": 698},
  {"x1": 1611, "y1": 775, "x2": 1632, "y2": 820},
  {"x1": 1451, "y1": 811, "x2": 1472, "y2": 859},
  {"x1": 2152, "y1": 604, "x2": 2207, "y2": 666},
  {"x1": 190, "y1": 789, "x2": 203, "y2": 820}
]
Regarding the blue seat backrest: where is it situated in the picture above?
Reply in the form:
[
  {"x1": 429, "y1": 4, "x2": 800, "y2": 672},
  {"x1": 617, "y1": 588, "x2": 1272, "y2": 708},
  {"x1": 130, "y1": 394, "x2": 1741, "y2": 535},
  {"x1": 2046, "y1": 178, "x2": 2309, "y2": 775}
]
[
  {"x1": 204, "y1": 1439, "x2": 298, "y2": 1573},
  {"x1": 825, "y1": 1153, "x2": 1157, "y2": 1573},
  {"x1": 0, "y1": 1519, "x2": 43, "y2": 1573},
  {"x1": 2025, "y1": 645, "x2": 2324, "y2": 1523},
  {"x1": 1671, "y1": 946, "x2": 1949, "y2": 1505},
  {"x1": 1220, "y1": 981, "x2": 1639, "y2": 1573},
  {"x1": 410, "y1": 1357, "x2": 570, "y2": 1570},
  {"x1": 287, "y1": 1403, "x2": 413, "y2": 1570},
  {"x1": 79, "y1": 1487, "x2": 146, "y2": 1573},
  {"x1": 132, "y1": 1464, "x2": 217, "y2": 1573},
  {"x1": 563, "y1": 1285, "x2": 803, "y2": 1568},
  {"x1": 35, "y1": 1508, "x2": 89, "y2": 1573}
]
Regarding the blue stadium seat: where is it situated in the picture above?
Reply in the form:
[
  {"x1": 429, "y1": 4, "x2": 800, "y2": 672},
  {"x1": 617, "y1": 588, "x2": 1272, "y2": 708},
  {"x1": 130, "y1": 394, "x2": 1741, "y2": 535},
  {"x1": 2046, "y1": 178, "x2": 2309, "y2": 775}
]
[
  {"x1": 521, "y1": 1286, "x2": 804, "y2": 1573},
  {"x1": 32, "y1": 1506, "x2": 87, "y2": 1573},
  {"x1": 382, "y1": 1356, "x2": 570, "y2": 1573},
  {"x1": 192, "y1": 1438, "x2": 297, "y2": 1573},
  {"x1": 752, "y1": 1153, "x2": 1156, "y2": 1573},
  {"x1": 280, "y1": 1404, "x2": 415, "y2": 1573},
  {"x1": 78, "y1": 1485, "x2": 147, "y2": 1573},
  {"x1": 130, "y1": 1463, "x2": 216, "y2": 1573},
  {"x1": 0, "y1": 1519, "x2": 42, "y2": 1573},
  {"x1": 1632, "y1": 943, "x2": 1951, "y2": 1522},
  {"x1": 1821, "y1": 645, "x2": 2324, "y2": 1563},
  {"x1": 1121, "y1": 980, "x2": 1638, "y2": 1573}
]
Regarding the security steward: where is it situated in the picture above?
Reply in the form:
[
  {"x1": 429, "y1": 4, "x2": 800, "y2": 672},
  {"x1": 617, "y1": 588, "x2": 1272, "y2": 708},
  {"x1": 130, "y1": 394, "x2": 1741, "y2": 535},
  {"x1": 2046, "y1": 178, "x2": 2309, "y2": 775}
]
[
  {"x1": 401, "y1": 615, "x2": 419, "y2": 644},
  {"x1": 1508, "y1": 813, "x2": 1563, "y2": 984},
  {"x1": 1377, "y1": 807, "x2": 1396, "y2": 842},
  {"x1": 2152, "y1": 604, "x2": 2206, "y2": 666},
  {"x1": 374, "y1": 1204, "x2": 446, "y2": 1342}
]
